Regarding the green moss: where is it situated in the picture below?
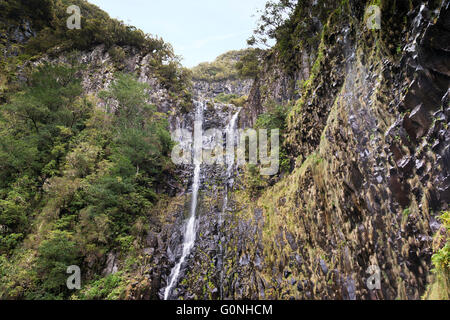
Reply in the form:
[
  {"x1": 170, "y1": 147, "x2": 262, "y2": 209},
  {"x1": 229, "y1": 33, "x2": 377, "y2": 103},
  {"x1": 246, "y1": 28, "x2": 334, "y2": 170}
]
[{"x1": 402, "y1": 208, "x2": 411, "y2": 217}]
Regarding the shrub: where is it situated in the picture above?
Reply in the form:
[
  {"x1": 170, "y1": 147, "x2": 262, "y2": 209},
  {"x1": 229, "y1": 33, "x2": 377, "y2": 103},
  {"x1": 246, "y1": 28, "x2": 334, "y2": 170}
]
[
  {"x1": 77, "y1": 272, "x2": 126, "y2": 300},
  {"x1": 34, "y1": 230, "x2": 80, "y2": 298},
  {"x1": 424, "y1": 211, "x2": 450, "y2": 300},
  {"x1": 255, "y1": 103, "x2": 290, "y2": 173},
  {"x1": 108, "y1": 46, "x2": 126, "y2": 66}
]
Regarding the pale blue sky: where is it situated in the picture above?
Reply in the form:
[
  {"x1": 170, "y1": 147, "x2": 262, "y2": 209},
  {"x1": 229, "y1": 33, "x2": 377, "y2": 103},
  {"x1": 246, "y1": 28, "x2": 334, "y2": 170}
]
[{"x1": 88, "y1": 0, "x2": 269, "y2": 67}]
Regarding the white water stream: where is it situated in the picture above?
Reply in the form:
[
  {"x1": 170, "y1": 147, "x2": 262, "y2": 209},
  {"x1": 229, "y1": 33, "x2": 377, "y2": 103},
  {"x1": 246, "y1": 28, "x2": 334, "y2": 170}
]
[
  {"x1": 164, "y1": 101, "x2": 203, "y2": 300},
  {"x1": 218, "y1": 108, "x2": 241, "y2": 299}
]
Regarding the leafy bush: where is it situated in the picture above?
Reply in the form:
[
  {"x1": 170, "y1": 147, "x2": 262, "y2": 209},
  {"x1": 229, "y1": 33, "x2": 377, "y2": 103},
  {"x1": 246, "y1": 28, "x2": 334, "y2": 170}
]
[
  {"x1": 1, "y1": 63, "x2": 87, "y2": 185},
  {"x1": 255, "y1": 104, "x2": 288, "y2": 132},
  {"x1": 247, "y1": 0, "x2": 297, "y2": 47},
  {"x1": 242, "y1": 164, "x2": 268, "y2": 199},
  {"x1": 76, "y1": 73, "x2": 173, "y2": 242},
  {"x1": 0, "y1": 0, "x2": 55, "y2": 29},
  {"x1": 248, "y1": 0, "x2": 340, "y2": 69},
  {"x1": 34, "y1": 230, "x2": 80, "y2": 299},
  {"x1": 77, "y1": 272, "x2": 126, "y2": 300},
  {"x1": 255, "y1": 103, "x2": 290, "y2": 173},
  {"x1": 108, "y1": 46, "x2": 126, "y2": 66}
]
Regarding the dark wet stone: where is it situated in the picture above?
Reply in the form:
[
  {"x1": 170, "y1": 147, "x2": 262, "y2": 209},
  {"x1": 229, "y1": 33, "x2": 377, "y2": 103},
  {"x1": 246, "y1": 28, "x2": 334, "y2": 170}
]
[
  {"x1": 295, "y1": 254, "x2": 303, "y2": 266},
  {"x1": 389, "y1": 174, "x2": 410, "y2": 207},
  {"x1": 285, "y1": 231, "x2": 298, "y2": 251},
  {"x1": 439, "y1": 184, "x2": 450, "y2": 202},
  {"x1": 345, "y1": 277, "x2": 356, "y2": 300},
  {"x1": 432, "y1": 139, "x2": 442, "y2": 152},
  {"x1": 415, "y1": 159, "x2": 425, "y2": 172},
  {"x1": 145, "y1": 231, "x2": 158, "y2": 247},
  {"x1": 284, "y1": 270, "x2": 292, "y2": 279},
  {"x1": 319, "y1": 259, "x2": 329, "y2": 275},
  {"x1": 398, "y1": 156, "x2": 414, "y2": 174},
  {"x1": 239, "y1": 255, "x2": 249, "y2": 266}
]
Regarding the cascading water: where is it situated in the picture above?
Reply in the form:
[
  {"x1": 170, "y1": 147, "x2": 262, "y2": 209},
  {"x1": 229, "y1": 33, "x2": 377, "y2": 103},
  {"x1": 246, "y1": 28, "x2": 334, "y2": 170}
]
[
  {"x1": 218, "y1": 108, "x2": 241, "y2": 299},
  {"x1": 164, "y1": 100, "x2": 204, "y2": 300},
  {"x1": 225, "y1": 109, "x2": 241, "y2": 178}
]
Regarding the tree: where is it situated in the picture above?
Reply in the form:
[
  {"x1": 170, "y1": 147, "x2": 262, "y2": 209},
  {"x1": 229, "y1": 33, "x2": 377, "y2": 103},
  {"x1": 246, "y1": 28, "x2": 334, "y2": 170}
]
[
  {"x1": 35, "y1": 230, "x2": 80, "y2": 298},
  {"x1": 100, "y1": 73, "x2": 173, "y2": 178},
  {"x1": 235, "y1": 49, "x2": 264, "y2": 78},
  {"x1": 100, "y1": 73, "x2": 151, "y2": 127},
  {"x1": 5, "y1": 62, "x2": 83, "y2": 133},
  {"x1": 248, "y1": 0, "x2": 298, "y2": 47},
  {"x1": 1, "y1": 62, "x2": 86, "y2": 186}
]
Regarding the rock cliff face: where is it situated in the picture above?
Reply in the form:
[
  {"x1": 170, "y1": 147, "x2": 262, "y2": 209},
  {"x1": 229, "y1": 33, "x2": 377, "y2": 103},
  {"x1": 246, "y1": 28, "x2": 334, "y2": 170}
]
[
  {"x1": 193, "y1": 79, "x2": 253, "y2": 98},
  {"x1": 241, "y1": 50, "x2": 309, "y2": 127},
  {"x1": 148, "y1": 1, "x2": 449, "y2": 300},
  {"x1": 26, "y1": 44, "x2": 185, "y2": 119},
  {"x1": 225, "y1": 0, "x2": 449, "y2": 300}
]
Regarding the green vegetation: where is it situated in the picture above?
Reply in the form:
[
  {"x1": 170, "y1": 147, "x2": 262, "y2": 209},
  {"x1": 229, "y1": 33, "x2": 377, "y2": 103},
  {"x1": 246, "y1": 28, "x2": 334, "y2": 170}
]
[
  {"x1": 247, "y1": 0, "x2": 297, "y2": 47},
  {"x1": 235, "y1": 48, "x2": 264, "y2": 78},
  {"x1": 0, "y1": 62, "x2": 86, "y2": 247},
  {"x1": 424, "y1": 211, "x2": 450, "y2": 300},
  {"x1": 249, "y1": 0, "x2": 340, "y2": 70},
  {"x1": 0, "y1": 63, "x2": 174, "y2": 299},
  {"x1": 214, "y1": 93, "x2": 247, "y2": 107},
  {"x1": 402, "y1": 208, "x2": 411, "y2": 217},
  {"x1": 77, "y1": 272, "x2": 126, "y2": 300},
  {"x1": 191, "y1": 49, "x2": 262, "y2": 81},
  {"x1": 1, "y1": 0, "x2": 165, "y2": 55},
  {"x1": 0, "y1": 0, "x2": 192, "y2": 106},
  {"x1": 255, "y1": 103, "x2": 290, "y2": 173},
  {"x1": 241, "y1": 164, "x2": 269, "y2": 199},
  {"x1": 255, "y1": 103, "x2": 288, "y2": 132},
  {"x1": 33, "y1": 230, "x2": 81, "y2": 299},
  {"x1": 238, "y1": 102, "x2": 290, "y2": 197}
]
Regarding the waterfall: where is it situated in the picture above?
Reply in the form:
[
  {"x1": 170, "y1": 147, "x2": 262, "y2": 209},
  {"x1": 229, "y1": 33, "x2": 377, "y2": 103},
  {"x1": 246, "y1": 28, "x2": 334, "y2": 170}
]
[
  {"x1": 164, "y1": 101, "x2": 204, "y2": 300},
  {"x1": 225, "y1": 109, "x2": 241, "y2": 179},
  {"x1": 218, "y1": 108, "x2": 241, "y2": 299}
]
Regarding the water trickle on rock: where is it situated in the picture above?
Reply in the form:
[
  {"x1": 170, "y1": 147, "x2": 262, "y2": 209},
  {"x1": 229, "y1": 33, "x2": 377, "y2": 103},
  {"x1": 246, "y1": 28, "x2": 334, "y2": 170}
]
[
  {"x1": 164, "y1": 100, "x2": 204, "y2": 300},
  {"x1": 218, "y1": 108, "x2": 241, "y2": 299}
]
